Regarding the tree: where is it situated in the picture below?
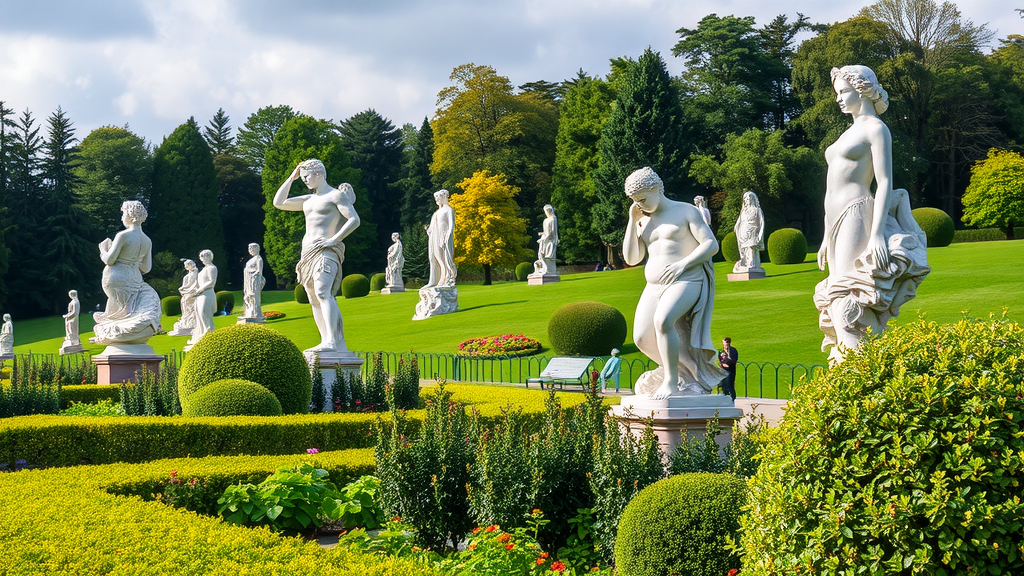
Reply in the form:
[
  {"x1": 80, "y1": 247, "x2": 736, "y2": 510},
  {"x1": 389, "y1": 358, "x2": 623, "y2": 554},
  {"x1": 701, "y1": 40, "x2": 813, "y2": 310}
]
[
  {"x1": 0, "y1": 102, "x2": 14, "y2": 307},
  {"x1": 5, "y1": 108, "x2": 49, "y2": 314},
  {"x1": 395, "y1": 117, "x2": 437, "y2": 232},
  {"x1": 213, "y1": 154, "x2": 265, "y2": 288},
  {"x1": 261, "y1": 116, "x2": 375, "y2": 285},
  {"x1": 149, "y1": 120, "x2": 225, "y2": 280},
  {"x1": 962, "y1": 149, "x2": 1024, "y2": 239},
  {"x1": 74, "y1": 126, "x2": 152, "y2": 239},
  {"x1": 236, "y1": 105, "x2": 298, "y2": 174},
  {"x1": 203, "y1": 108, "x2": 234, "y2": 155},
  {"x1": 988, "y1": 36, "x2": 1024, "y2": 148},
  {"x1": 448, "y1": 170, "x2": 531, "y2": 285}
]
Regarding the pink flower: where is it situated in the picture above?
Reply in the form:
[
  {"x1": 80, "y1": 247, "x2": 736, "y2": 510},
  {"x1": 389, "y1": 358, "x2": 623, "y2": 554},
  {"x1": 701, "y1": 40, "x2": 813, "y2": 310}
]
[{"x1": 307, "y1": 448, "x2": 319, "y2": 454}]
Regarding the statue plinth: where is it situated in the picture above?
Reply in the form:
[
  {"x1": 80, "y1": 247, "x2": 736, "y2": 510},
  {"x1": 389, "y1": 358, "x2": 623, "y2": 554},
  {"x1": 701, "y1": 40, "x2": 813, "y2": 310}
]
[
  {"x1": 413, "y1": 286, "x2": 458, "y2": 320},
  {"x1": 611, "y1": 394, "x2": 744, "y2": 455},
  {"x1": 236, "y1": 316, "x2": 265, "y2": 325},
  {"x1": 59, "y1": 342, "x2": 86, "y2": 355},
  {"x1": 381, "y1": 285, "x2": 405, "y2": 294},
  {"x1": 305, "y1": 351, "x2": 365, "y2": 412},
  {"x1": 727, "y1": 268, "x2": 766, "y2": 282},
  {"x1": 527, "y1": 258, "x2": 560, "y2": 285},
  {"x1": 527, "y1": 273, "x2": 560, "y2": 285},
  {"x1": 92, "y1": 344, "x2": 163, "y2": 385}
]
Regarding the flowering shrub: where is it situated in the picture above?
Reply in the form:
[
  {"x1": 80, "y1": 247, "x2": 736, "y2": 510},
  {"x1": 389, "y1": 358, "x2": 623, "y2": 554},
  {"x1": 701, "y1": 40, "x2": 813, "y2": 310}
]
[
  {"x1": 217, "y1": 462, "x2": 346, "y2": 533},
  {"x1": 457, "y1": 334, "x2": 542, "y2": 358},
  {"x1": 59, "y1": 399, "x2": 124, "y2": 417},
  {"x1": 263, "y1": 310, "x2": 286, "y2": 320},
  {"x1": 442, "y1": 511, "x2": 560, "y2": 575},
  {"x1": 156, "y1": 470, "x2": 216, "y2": 515}
]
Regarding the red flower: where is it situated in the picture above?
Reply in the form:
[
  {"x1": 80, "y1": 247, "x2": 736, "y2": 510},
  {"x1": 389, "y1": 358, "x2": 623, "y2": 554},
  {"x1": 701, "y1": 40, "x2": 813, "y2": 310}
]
[
  {"x1": 551, "y1": 561, "x2": 566, "y2": 572},
  {"x1": 540, "y1": 552, "x2": 549, "y2": 559},
  {"x1": 728, "y1": 570, "x2": 740, "y2": 576},
  {"x1": 537, "y1": 558, "x2": 546, "y2": 566},
  {"x1": 468, "y1": 544, "x2": 477, "y2": 550},
  {"x1": 505, "y1": 543, "x2": 514, "y2": 550},
  {"x1": 497, "y1": 533, "x2": 511, "y2": 543},
  {"x1": 472, "y1": 527, "x2": 481, "y2": 534},
  {"x1": 485, "y1": 525, "x2": 497, "y2": 533}
]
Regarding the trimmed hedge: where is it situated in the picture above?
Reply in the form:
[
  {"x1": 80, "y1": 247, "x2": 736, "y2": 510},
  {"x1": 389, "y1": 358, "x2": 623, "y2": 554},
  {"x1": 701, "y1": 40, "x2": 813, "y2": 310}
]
[
  {"x1": 766, "y1": 228, "x2": 808, "y2": 265},
  {"x1": 548, "y1": 302, "x2": 627, "y2": 356},
  {"x1": 161, "y1": 295, "x2": 182, "y2": 317},
  {"x1": 953, "y1": 227, "x2": 1005, "y2": 243},
  {"x1": 294, "y1": 285, "x2": 309, "y2": 304},
  {"x1": 515, "y1": 261, "x2": 533, "y2": 281},
  {"x1": 912, "y1": 207, "x2": 955, "y2": 247},
  {"x1": 215, "y1": 290, "x2": 235, "y2": 313},
  {"x1": 342, "y1": 274, "x2": 370, "y2": 299},
  {"x1": 183, "y1": 379, "x2": 283, "y2": 417},
  {"x1": 0, "y1": 449, "x2": 442, "y2": 575},
  {"x1": 370, "y1": 272, "x2": 386, "y2": 292},
  {"x1": 178, "y1": 324, "x2": 311, "y2": 415},
  {"x1": 61, "y1": 385, "x2": 120, "y2": 409},
  {"x1": 720, "y1": 231, "x2": 739, "y2": 262},
  {"x1": 615, "y1": 473, "x2": 746, "y2": 576}
]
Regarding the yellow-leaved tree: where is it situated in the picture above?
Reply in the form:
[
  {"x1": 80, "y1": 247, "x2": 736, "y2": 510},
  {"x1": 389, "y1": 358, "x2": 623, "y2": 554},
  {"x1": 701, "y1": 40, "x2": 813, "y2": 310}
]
[{"x1": 449, "y1": 170, "x2": 532, "y2": 285}]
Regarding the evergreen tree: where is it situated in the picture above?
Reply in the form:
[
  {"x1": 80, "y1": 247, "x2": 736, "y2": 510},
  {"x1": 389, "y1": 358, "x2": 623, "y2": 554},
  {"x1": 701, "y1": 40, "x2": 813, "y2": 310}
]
[
  {"x1": 74, "y1": 126, "x2": 152, "y2": 240},
  {"x1": 203, "y1": 108, "x2": 234, "y2": 156},
  {"x1": 149, "y1": 120, "x2": 225, "y2": 280},
  {"x1": 213, "y1": 153, "x2": 265, "y2": 288},
  {"x1": 236, "y1": 105, "x2": 298, "y2": 174},
  {"x1": 0, "y1": 102, "x2": 14, "y2": 307},
  {"x1": 396, "y1": 117, "x2": 437, "y2": 231},
  {"x1": 5, "y1": 109, "x2": 49, "y2": 314}
]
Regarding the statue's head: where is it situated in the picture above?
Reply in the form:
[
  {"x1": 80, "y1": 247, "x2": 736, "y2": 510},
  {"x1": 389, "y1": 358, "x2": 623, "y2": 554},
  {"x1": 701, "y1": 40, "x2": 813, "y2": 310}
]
[
  {"x1": 336, "y1": 182, "x2": 356, "y2": 203},
  {"x1": 248, "y1": 243, "x2": 260, "y2": 256},
  {"x1": 543, "y1": 204, "x2": 555, "y2": 217},
  {"x1": 434, "y1": 189, "x2": 450, "y2": 206},
  {"x1": 3, "y1": 314, "x2": 9, "y2": 322},
  {"x1": 611, "y1": 348, "x2": 620, "y2": 356},
  {"x1": 121, "y1": 200, "x2": 148, "y2": 225},
  {"x1": 694, "y1": 195, "x2": 706, "y2": 208},
  {"x1": 392, "y1": 232, "x2": 400, "y2": 242},
  {"x1": 831, "y1": 65, "x2": 888, "y2": 115},
  {"x1": 69, "y1": 289, "x2": 78, "y2": 298},
  {"x1": 298, "y1": 158, "x2": 326, "y2": 177},
  {"x1": 182, "y1": 258, "x2": 196, "y2": 271},
  {"x1": 625, "y1": 167, "x2": 664, "y2": 213},
  {"x1": 199, "y1": 250, "x2": 214, "y2": 265},
  {"x1": 743, "y1": 191, "x2": 760, "y2": 208}
]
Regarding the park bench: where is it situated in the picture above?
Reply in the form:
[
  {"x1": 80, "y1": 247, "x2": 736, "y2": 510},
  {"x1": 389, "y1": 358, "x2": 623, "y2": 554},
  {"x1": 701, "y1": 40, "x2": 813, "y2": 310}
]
[{"x1": 526, "y1": 356, "x2": 596, "y2": 390}]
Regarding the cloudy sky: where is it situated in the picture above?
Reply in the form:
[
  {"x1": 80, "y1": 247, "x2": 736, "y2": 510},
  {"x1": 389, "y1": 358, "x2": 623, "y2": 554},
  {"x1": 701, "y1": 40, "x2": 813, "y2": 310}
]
[{"x1": 1, "y1": 0, "x2": 1018, "y2": 146}]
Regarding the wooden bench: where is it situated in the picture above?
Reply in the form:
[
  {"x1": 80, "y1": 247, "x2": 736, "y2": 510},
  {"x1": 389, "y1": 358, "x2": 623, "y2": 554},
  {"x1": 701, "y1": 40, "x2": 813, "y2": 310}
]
[{"x1": 526, "y1": 357, "x2": 596, "y2": 390}]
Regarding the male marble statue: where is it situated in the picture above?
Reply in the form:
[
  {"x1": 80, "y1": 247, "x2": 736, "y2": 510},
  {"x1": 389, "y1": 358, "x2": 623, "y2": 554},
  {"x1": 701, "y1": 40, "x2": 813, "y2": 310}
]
[
  {"x1": 170, "y1": 259, "x2": 198, "y2": 336},
  {"x1": 694, "y1": 196, "x2": 712, "y2": 227},
  {"x1": 623, "y1": 167, "x2": 727, "y2": 400},
  {"x1": 273, "y1": 159, "x2": 361, "y2": 353},
  {"x1": 186, "y1": 250, "x2": 217, "y2": 349},
  {"x1": 384, "y1": 232, "x2": 405, "y2": 292},
  {"x1": 733, "y1": 191, "x2": 765, "y2": 274},
  {"x1": 90, "y1": 201, "x2": 163, "y2": 345},
  {"x1": 532, "y1": 204, "x2": 559, "y2": 275},
  {"x1": 0, "y1": 314, "x2": 13, "y2": 356},
  {"x1": 60, "y1": 290, "x2": 85, "y2": 354},
  {"x1": 425, "y1": 189, "x2": 456, "y2": 288},
  {"x1": 240, "y1": 243, "x2": 266, "y2": 322},
  {"x1": 815, "y1": 65, "x2": 929, "y2": 364}
]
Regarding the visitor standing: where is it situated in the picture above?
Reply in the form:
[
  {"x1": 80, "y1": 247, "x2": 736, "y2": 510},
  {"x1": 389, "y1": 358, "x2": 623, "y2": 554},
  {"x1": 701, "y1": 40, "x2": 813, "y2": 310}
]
[{"x1": 719, "y1": 338, "x2": 738, "y2": 400}]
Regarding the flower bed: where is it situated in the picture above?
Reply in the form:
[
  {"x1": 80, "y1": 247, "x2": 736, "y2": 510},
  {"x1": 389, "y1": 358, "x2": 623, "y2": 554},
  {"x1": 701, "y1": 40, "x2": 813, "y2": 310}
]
[
  {"x1": 457, "y1": 334, "x2": 542, "y2": 358},
  {"x1": 263, "y1": 310, "x2": 286, "y2": 320}
]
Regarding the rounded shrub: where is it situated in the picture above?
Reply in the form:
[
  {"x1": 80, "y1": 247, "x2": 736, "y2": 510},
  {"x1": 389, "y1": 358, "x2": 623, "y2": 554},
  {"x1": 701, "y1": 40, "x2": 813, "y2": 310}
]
[
  {"x1": 370, "y1": 272, "x2": 386, "y2": 292},
  {"x1": 547, "y1": 301, "x2": 627, "y2": 356},
  {"x1": 215, "y1": 291, "x2": 235, "y2": 314},
  {"x1": 720, "y1": 231, "x2": 739, "y2": 262},
  {"x1": 182, "y1": 378, "x2": 283, "y2": 417},
  {"x1": 161, "y1": 295, "x2": 181, "y2": 317},
  {"x1": 912, "y1": 207, "x2": 955, "y2": 247},
  {"x1": 739, "y1": 316, "x2": 1024, "y2": 574},
  {"x1": 294, "y1": 284, "x2": 308, "y2": 304},
  {"x1": 178, "y1": 324, "x2": 312, "y2": 414},
  {"x1": 515, "y1": 261, "x2": 533, "y2": 281},
  {"x1": 615, "y1": 473, "x2": 746, "y2": 576},
  {"x1": 766, "y1": 228, "x2": 808, "y2": 265},
  {"x1": 341, "y1": 274, "x2": 370, "y2": 299}
]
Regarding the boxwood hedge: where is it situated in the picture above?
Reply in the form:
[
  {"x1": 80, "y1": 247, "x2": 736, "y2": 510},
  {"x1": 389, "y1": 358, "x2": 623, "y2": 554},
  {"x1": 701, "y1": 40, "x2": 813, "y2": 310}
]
[
  {"x1": 61, "y1": 385, "x2": 120, "y2": 409},
  {"x1": 182, "y1": 379, "x2": 283, "y2": 417}
]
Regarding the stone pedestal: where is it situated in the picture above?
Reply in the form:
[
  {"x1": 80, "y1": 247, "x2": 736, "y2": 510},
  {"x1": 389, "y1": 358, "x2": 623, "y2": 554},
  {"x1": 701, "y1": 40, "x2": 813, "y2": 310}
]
[
  {"x1": 0, "y1": 353, "x2": 15, "y2": 367},
  {"x1": 610, "y1": 394, "x2": 744, "y2": 456},
  {"x1": 527, "y1": 258, "x2": 560, "y2": 285},
  {"x1": 92, "y1": 344, "x2": 164, "y2": 385},
  {"x1": 380, "y1": 285, "x2": 405, "y2": 294},
  {"x1": 727, "y1": 268, "x2": 766, "y2": 282},
  {"x1": 413, "y1": 286, "x2": 458, "y2": 320},
  {"x1": 305, "y1": 351, "x2": 365, "y2": 412},
  {"x1": 236, "y1": 316, "x2": 265, "y2": 325},
  {"x1": 168, "y1": 326, "x2": 192, "y2": 336},
  {"x1": 59, "y1": 342, "x2": 86, "y2": 355}
]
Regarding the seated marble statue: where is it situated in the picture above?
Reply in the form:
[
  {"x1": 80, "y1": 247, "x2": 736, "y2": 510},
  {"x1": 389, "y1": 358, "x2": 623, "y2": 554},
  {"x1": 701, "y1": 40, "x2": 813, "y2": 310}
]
[
  {"x1": 425, "y1": 189, "x2": 456, "y2": 289},
  {"x1": 694, "y1": 196, "x2": 712, "y2": 227},
  {"x1": 242, "y1": 243, "x2": 265, "y2": 320},
  {"x1": 63, "y1": 290, "x2": 81, "y2": 347},
  {"x1": 814, "y1": 65, "x2": 930, "y2": 364},
  {"x1": 0, "y1": 313, "x2": 13, "y2": 355},
  {"x1": 273, "y1": 159, "x2": 361, "y2": 354},
  {"x1": 623, "y1": 167, "x2": 728, "y2": 400},
  {"x1": 385, "y1": 232, "x2": 405, "y2": 289},
  {"x1": 90, "y1": 201, "x2": 163, "y2": 345},
  {"x1": 733, "y1": 191, "x2": 765, "y2": 273},
  {"x1": 187, "y1": 250, "x2": 217, "y2": 348}
]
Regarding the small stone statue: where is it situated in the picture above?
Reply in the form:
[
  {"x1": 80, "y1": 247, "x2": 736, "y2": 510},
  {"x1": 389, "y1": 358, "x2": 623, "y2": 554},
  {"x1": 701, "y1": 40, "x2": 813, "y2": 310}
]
[
  {"x1": 382, "y1": 232, "x2": 405, "y2": 294},
  {"x1": 0, "y1": 313, "x2": 13, "y2": 356},
  {"x1": 694, "y1": 196, "x2": 712, "y2": 227},
  {"x1": 239, "y1": 243, "x2": 266, "y2": 323},
  {"x1": 415, "y1": 189, "x2": 459, "y2": 320},
  {"x1": 529, "y1": 204, "x2": 560, "y2": 283},
  {"x1": 169, "y1": 259, "x2": 198, "y2": 336},
  {"x1": 60, "y1": 290, "x2": 86, "y2": 355},
  {"x1": 186, "y1": 250, "x2": 217, "y2": 350},
  {"x1": 732, "y1": 191, "x2": 765, "y2": 274}
]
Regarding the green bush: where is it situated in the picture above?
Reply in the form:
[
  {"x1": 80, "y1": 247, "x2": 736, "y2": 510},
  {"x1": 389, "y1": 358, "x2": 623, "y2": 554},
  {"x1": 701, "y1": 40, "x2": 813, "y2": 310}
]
[
  {"x1": 766, "y1": 228, "x2": 808, "y2": 265},
  {"x1": 342, "y1": 274, "x2": 370, "y2": 299},
  {"x1": 912, "y1": 207, "x2": 955, "y2": 247},
  {"x1": 615, "y1": 473, "x2": 746, "y2": 576},
  {"x1": 161, "y1": 295, "x2": 182, "y2": 317},
  {"x1": 120, "y1": 361, "x2": 180, "y2": 417},
  {"x1": 548, "y1": 302, "x2": 627, "y2": 356},
  {"x1": 183, "y1": 379, "x2": 283, "y2": 417},
  {"x1": 720, "y1": 231, "x2": 739, "y2": 262},
  {"x1": 215, "y1": 291, "x2": 235, "y2": 313},
  {"x1": 953, "y1": 227, "x2": 1005, "y2": 243},
  {"x1": 515, "y1": 261, "x2": 533, "y2": 281},
  {"x1": 61, "y1": 385, "x2": 120, "y2": 409},
  {"x1": 369, "y1": 272, "x2": 386, "y2": 292},
  {"x1": 294, "y1": 284, "x2": 309, "y2": 304},
  {"x1": 739, "y1": 315, "x2": 1024, "y2": 574},
  {"x1": 178, "y1": 324, "x2": 311, "y2": 415}
]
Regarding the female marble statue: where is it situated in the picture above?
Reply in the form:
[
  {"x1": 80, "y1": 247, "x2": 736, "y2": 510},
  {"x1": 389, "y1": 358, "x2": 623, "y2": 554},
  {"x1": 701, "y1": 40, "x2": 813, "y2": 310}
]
[
  {"x1": 242, "y1": 243, "x2": 265, "y2": 320},
  {"x1": 90, "y1": 200, "x2": 163, "y2": 345},
  {"x1": 733, "y1": 191, "x2": 765, "y2": 273},
  {"x1": 187, "y1": 250, "x2": 217, "y2": 349},
  {"x1": 694, "y1": 196, "x2": 712, "y2": 227},
  {"x1": 814, "y1": 65, "x2": 929, "y2": 363},
  {"x1": 63, "y1": 290, "x2": 81, "y2": 347},
  {"x1": 170, "y1": 259, "x2": 198, "y2": 335},
  {"x1": 538, "y1": 204, "x2": 558, "y2": 260},
  {"x1": 385, "y1": 232, "x2": 405, "y2": 289},
  {"x1": 425, "y1": 189, "x2": 456, "y2": 288},
  {"x1": 0, "y1": 314, "x2": 13, "y2": 355}
]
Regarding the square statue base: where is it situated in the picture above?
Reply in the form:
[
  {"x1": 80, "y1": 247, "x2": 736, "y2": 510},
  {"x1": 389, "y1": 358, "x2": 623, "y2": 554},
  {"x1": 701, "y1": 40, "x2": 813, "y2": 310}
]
[
  {"x1": 727, "y1": 269, "x2": 766, "y2": 281},
  {"x1": 380, "y1": 286, "x2": 405, "y2": 294},
  {"x1": 610, "y1": 394, "x2": 744, "y2": 456},
  {"x1": 92, "y1": 344, "x2": 163, "y2": 385},
  {"x1": 168, "y1": 327, "x2": 192, "y2": 336},
  {"x1": 0, "y1": 353, "x2": 15, "y2": 366},
  {"x1": 236, "y1": 316, "x2": 265, "y2": 324},
  {"x1": 413, "y1": 286, "x2": 458, "y2": 320},
  {"x1": 305, "y1": 351, "x2": 365, "y2": 412},
  {"x1": 527, "y1": 273, "x2": 560, "y2": 285},
  {"x1": 59, "y1": 342, "x2": 87, "y2": 355}
]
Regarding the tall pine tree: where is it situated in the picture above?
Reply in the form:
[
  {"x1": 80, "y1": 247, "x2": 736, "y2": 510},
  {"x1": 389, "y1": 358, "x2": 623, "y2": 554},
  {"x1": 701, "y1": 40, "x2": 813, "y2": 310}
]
[
  {"x1": 396, "y1": 117, "x2": 437, "y2": 232},
  {"x1": 0, "y1": 102, "x2": 14, "y2": 307},
  {"x1": 204, "y1": 108, "x2": 234, "y2": 155},
  {"x1": 213, "y1": 153, "x2": 265, "y2": 288},
  {"x1": 5, "y1": 109, "x2": 49, "y2": 314}
]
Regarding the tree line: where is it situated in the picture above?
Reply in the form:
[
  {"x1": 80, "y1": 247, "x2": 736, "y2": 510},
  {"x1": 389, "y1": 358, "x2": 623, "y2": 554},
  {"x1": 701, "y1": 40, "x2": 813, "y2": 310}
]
[{"x1": 1, "y1": 0, "x2": 1021, "y2": 315}]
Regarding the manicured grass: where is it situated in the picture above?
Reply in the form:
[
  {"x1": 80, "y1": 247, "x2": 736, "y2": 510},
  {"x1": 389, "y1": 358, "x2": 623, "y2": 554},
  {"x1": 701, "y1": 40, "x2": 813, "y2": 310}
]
[{"x1": 13, "y1": 241, "x2": 1022, "y2": 368}]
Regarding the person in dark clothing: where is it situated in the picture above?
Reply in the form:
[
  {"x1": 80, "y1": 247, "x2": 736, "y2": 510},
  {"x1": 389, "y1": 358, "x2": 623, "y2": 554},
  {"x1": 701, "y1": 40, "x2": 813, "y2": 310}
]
[{"x1": 719, "y1": 337, "x2": 738, "y2": 400}]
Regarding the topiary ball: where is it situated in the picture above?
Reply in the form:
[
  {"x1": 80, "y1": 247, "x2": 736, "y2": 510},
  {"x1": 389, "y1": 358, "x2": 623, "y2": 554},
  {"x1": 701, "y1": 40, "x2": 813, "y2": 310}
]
[
  {"x1": 739, "y1": 316, "x2": 1024, "y2": 574},
  {"x1": 766, "y1": 228, "x2": 808, "y2": 265},
  {"x1": 178, "y1": 324, "x2": 311, "y2": 414},
  {"x1": 161, "y1": 295, "x2": 182, "y2": 317},
  {"x1": 720, "y1": 231, "x2": 739, "y2": 262},
  {"x1": 912, "y1": 207, "x2": 955, "y2": 247},
  {"x1": 370, "y1": 272, "x2": 386, "y2": 291},
  {"x1": 215, "y1": 291, "x2": 235, "y2": 313},
  {"x1": 342, "y1": 274, "x2": 370, "y2": 298},
  {"x1": 547, "y1": 301, "x2": 627, "y2": 356},
  {"x1": 182, "y1": 378, "x2": 283, "y2": 417},
  {"x1": 294, "y1": 284, "x2": 309, "y2": 304},
  {"x1": 515, "y1": 261, "x2": 533, "y2": 281},
  {"x1": 615, "y1": 473, "x2": 746, "y2": 576}
]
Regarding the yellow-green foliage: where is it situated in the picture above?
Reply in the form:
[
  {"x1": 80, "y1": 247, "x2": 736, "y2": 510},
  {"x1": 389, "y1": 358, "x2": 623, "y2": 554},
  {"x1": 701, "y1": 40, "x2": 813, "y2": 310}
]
[
  {"x1": 912, "y1": 207, "x2": 955, "y2": 247},
  {"x1": 183, "y1": 379, "x2": 283, "y2": 417},
  {"x1": 0, "y1": 449, "x2": 442, "y2": 575},
  {"x1": 962, "y1": 148, "x2": 1024, "y2": 234},
  {"x1": 61, "y1": 384, "x2": 120, "y2": 409},
  {"x1": 448, "y1": 170, "x2": 533, "y2": 269}
]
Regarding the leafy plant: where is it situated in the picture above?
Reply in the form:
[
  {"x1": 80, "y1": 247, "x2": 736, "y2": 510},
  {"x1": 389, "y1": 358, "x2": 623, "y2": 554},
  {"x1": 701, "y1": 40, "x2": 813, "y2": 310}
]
[
  {"x1": 217, "y1": 462, "x2": 345, "y2": 533},
  {"x1": 119, "y1": 360, "x2": 180, "y2": 416},
  {"x1": 335, "y1": 475, "x2": 386, "y2": 530},
  {"x1": 0, "y1": 357, "x2": 62, "y2": 418},
  {"x1": 668, "y1": 414, "x2": 766, "y2": 478},
  {"x1": 157, "y1": 470, "x2": 216, "y2": 515},
  {"x1": 442, "y1": 511, "x2": 554, "y2": 575},
  {"x1": 556, "y1": 508, "x2": 603, "y2": 573},
  {"x1": 59, "y1": 399, "x2": 124, "y2": 417},
  {"x1": 336, "y1": 516, "x2": 436, "y2": 561}
]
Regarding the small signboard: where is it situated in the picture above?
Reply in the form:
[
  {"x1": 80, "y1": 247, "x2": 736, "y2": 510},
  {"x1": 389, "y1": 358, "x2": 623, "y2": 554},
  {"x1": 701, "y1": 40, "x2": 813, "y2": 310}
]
[{"x1": 540, "y1": 357, "x2": 595, "y2": 380}]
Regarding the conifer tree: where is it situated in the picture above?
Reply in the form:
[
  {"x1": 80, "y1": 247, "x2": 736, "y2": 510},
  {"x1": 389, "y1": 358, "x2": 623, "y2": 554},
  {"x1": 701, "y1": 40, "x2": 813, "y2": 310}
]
[
  {"x1": 396, "y1": 117, "x2": 437, "y2": 232},
  {"x1": 213, "y1": 153, "x2": 265, "y2": 287},
  {"x1": 5, "y1": 109, "x2": 49, "y2": 314},
  {"x1": 0, "y1": 102, "x2": 15, "y2": 307},
  {"x1": 236, "y1": 105, "x2": 298, "y2": 174},
  {"x1": 203, "y1": 108, "x2": 234, "y2": 155},
  {"x1": 74, "y1": 126, "x2": 152, "y2": 240}
]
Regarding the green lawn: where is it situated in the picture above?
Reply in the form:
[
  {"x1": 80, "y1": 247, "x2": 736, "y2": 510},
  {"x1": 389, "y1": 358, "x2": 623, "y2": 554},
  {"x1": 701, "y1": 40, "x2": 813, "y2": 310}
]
[{"x1": 13, "y1": 240, "x2": 1023, "y2": 370}]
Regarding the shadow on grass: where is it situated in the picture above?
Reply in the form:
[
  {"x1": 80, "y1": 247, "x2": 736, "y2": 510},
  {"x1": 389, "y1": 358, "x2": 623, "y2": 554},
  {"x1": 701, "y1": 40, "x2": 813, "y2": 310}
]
[
  {"x1": 459, "y1": 300, "x2": 529, "y2": 313},
  {"x1": 766, "y1": 268, "x2": 823, "y2": 278}
]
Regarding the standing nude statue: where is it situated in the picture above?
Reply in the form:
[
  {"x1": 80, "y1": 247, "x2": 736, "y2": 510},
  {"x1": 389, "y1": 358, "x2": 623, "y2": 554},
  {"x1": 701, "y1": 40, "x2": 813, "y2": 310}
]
[
  {"x1": 0, "y1": 314, "x2": 13, "y2": 356},
  {"x1": 530, "y1": 204, "x2": 560, "y2": 277},
  {"x1": 186, "y1": 250, "x2": 217, "y2": 350},
  {"x1": 240, "y1": 243, "x2": 266, "y2": 322},
  {"x1": 273, "y1": 159, "x2": 361, "y2": 353},
  {"x1": 733, "y1": 191, "x2": 765, "y2": 274},
  {"x1": 694, "y1": 196, "x2": 712, "y2": 227},
  {"x1": 60, "y1": 290, "x2": 85, "y2": 354},
  {"x1": 623, "y1": 167, "x2": 728, "y2": 400}
]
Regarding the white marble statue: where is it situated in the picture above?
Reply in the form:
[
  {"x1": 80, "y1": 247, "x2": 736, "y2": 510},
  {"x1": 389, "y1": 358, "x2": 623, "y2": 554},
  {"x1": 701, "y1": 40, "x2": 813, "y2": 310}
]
[
  {"x1": 815, "y1": 65, "x2": 930, "y2": 364},
  {"x1": 273, "y1": 159, "x2": 361, "y2": 354},
  {"x1": 530, "y1": 204, "x2": 560, "y2": 280},
  {"x1": 733, "y1": 191, "x2": 765, "y2": 274},
  {"x1": 414, "y1": 189, "x2": 459, "y2": 320},
  {"x1": 90, "y1": 200, "x2": 163, "y2": 345},
  {"x1": 186, "y1": 250, "x2": 217, "y2": 350},
  {"x1": 383, "y1": 232, "x2": 405, "y2": 293},
  {"x1": 60, "y1": 290, "x2": 85, "y2": 354},
  {"x1": 622, "y1": 167, "x2": 728, "y2": 400},
  {"x1": 0, "y1": 313, "x2": 13, "y2": 356},
  {"x1": 169, "y1": 259, "x2": 198, "y2": 336},
  {"x1": 694, "y1": 196, "x2": 712, "y2": 227},
  {"x1": 239, "y1": 243, "x2": 266, "y2": 322}
]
